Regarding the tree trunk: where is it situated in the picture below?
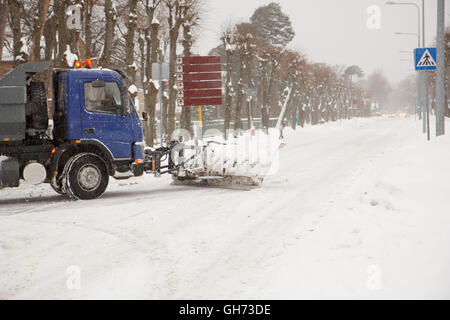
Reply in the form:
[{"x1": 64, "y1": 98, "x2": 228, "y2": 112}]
[
  {"x1": 99, "y1": 0, "x2": 115, "y2": 68},
  {"x1": 31, "y1": 0, "x2": 49, "y2": 61},
  {"x1": 84, "y1": 0, "x2": 94, "y2": 57},
  {"x1": 265, "y1": 62, "x2": 276, "y2": 128},
  {"x1": 143, "y1": 15, "x2": 160, "y2": 147},
  {"x1": 143, "y1": 29, "x2": 152, "y2": 145},
  {"x1": 233, "y1": 56, "x2": 245, "y2": 135},
  {"x1": 180, "y1": 23, "x2": 192, "y2": 134},
  {"x1": 224, "y1": 48, "x2": 233, "y2": 139},
  {"x1": 281, "y1": 86, "x2": 294, "y2": 125},
  {"x1": 167, "y1": 24, "x2": 181, "y2": 140},
  {"x1": 260, "y1": 63, "x2": 269, "y2": 132},
  {"x1": 245, "y1": 53, "x2": 254, "y2": 130},
  {"x1": 54, "y1": 1, "x2": 69, "y2": 67},
  {"x1": 7, "y1": 0, "x2": 23, "y2": 66},
  {"x1": 0, "y1": 0, "x2": 8, "y2": 61},
  {"x1": 124, "y1": 0, "x2": 138, "y2": 86},
  {"x1": 138, "y1": 30, "x2": 145, "y2": 85},
  {"x1": 43, "y1": 14, "x2": 56, "y2": 61}
]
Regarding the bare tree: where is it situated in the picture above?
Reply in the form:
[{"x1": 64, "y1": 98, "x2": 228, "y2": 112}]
[
  {"x1": 232, "y1": 23, "x2": 256, "y2": 134},
  {"x1": 141, "y1": 0, "x2": 162, "y2": 146},
  {"x1": 83, "y1": 0, "x2": 95, "y2": 58},
  {"x1": 0, "y1": 0, "x2": 8, "y2": 61},
  {"x1": 124, "y1": 0, "x2": 138, "y2": 85},
  {"x1": 220, "y1": 24, "x2": 235, "y2": 138},
  {"x1": 30, "y1": 0, "x2": 50, "y2": 61},
  {"x1": 165, "y1": 0, "x2": 186, "y2": 140},
  {"x1": 99, "y1": 0, "x2": 116, "y2": 68},
  {"x1": 54, "y1": 1, "x2": 69, "y2": 67},
  {"x1": 258, "y1": 46, "x2": 282, "y2": 131},
  {"x1": 179, "y1": 1, "x2": 201, "y2": 134},
  {"x1": 7, "y1": 0, "x2": 25, "y2": 65}
]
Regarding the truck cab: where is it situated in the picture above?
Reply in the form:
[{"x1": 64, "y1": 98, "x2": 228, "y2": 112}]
[{"x1": 0, "y1": 61, "x2": 145, "y2": 200}]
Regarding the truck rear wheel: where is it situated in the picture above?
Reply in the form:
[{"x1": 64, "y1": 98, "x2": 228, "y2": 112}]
[
  {"x1": 29, "y1": 81, "x2": 48, "y2": 131},
  {"x1": 63, "y1": 153, "x2": 109, "y2": 200}
]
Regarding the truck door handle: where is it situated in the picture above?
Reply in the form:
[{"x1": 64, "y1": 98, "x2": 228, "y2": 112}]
[{"x1": 84, "y1": 128, "x2": 96, "y2": 134}]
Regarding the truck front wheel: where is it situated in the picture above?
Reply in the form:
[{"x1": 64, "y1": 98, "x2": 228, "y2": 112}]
[{"x1": 63, "y1": 153, "x2": 109, "y2": 200}]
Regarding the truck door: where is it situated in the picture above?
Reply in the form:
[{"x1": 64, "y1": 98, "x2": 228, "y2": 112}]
[{"x1": 80, "y1": 79, "x2": 134, "y2": 159}]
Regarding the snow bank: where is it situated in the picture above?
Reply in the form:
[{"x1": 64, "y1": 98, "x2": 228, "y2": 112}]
[{"x1": 258, "y1": 118, "x2": 450, "y2": 299}]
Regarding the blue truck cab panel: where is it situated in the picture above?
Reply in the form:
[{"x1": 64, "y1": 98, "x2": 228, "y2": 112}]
[{"x1": 56, "y1": 69, "x2": 143, "y2": 161}]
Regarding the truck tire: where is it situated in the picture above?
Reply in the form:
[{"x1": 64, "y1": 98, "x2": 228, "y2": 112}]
[
  {"x1": 62, "y1": 153, "x2": 109, "y2": 200},
  {"x1": 29, "y1": 81, "x2": 48, "y2": 131}
]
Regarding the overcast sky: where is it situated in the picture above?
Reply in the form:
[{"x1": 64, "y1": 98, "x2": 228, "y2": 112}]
[{"x1": 194, "y1": 0, "x2": 449, "y2": 84}]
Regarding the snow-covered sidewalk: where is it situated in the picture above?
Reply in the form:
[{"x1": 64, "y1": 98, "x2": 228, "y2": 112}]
[
  {"x1": 259, "y1": 117, "x2": 450, "y2": 299},
  {"x1": 1, "y1": 117, "x2": 449, "y2": 299}
]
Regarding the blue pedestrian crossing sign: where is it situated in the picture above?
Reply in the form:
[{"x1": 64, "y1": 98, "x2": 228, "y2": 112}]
[{"x1": 414, "y1": 48, "x2": 437, "y2": 71}]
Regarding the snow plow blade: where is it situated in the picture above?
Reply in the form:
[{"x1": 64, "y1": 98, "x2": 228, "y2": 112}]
[
  {"x1": 145, "y1": 131, "x2": 279, "y2": 190},
  {"x1": 172, "y1": 174, "x2": 263, "y2": 190}
]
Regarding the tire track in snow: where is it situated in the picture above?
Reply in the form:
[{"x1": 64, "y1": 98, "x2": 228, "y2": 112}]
[{"x1": 165, "y1": 119, "x2": 406, "y2": 298}]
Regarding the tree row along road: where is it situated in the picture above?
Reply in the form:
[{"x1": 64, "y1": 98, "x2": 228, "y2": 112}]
[{"x1": 1, "y1": 117, "x2": 447, "y2": 299}]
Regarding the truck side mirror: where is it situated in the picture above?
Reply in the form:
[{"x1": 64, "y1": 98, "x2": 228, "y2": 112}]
[{"x1": 119, "y1": 86, "x2": 130, "y2": 116}]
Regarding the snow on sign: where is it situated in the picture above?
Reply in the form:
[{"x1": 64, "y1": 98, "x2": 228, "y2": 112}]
[
  {"x1": 414, "y1": 48, "x2": 437, "y2": 71},
  {"x1": 176, "y1": 56, "x2": 223, "y2": 107}
]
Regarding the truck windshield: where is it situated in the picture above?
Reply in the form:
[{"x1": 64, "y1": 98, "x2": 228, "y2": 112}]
[{"x1": 84, "y1": 82, "x2": 121, "y2": 113}]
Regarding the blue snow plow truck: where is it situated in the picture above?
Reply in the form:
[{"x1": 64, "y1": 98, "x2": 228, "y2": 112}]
[{"x1": 0, "y1": 61, "x2": 177, "y2": 200}]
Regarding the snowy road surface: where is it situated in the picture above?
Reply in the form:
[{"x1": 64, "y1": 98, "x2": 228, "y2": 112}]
[{"x1": 1, "y1": 117, "x2": 450, "y2": 299}]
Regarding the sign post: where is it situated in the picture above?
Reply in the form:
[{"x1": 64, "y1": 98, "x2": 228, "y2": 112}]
[
  {"x1": 152, "y1": 62, "x2": 169, "y2": 146},
  {"x1": 415, "y1": 48, "x2": 436, "y2": 141},
  {"x1": 436, "y1": 0, "x2": 445, "y2": 136},
  {"x1": 198, "y1": 105, "x2": 203, "y2": 139}
]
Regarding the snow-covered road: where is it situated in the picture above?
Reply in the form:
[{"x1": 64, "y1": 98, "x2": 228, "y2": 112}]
[{"x1": 1, "y1": 117, "x2": 450, "y2": 299}]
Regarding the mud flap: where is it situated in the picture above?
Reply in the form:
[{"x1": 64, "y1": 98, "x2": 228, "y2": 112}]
[{"x1": 0, "y1": 157, "x2": 20, "y2": 188}]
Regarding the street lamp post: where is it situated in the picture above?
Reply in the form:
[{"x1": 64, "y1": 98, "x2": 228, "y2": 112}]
[
  {"x1": 387, "y1": 1, "x2": 428, "y2": 139},
  {"x1": 386, "y1": 2, "x2": 420, "y2": 42},
  {"x1": 436, "y1": 0, "x2": 445, "y2": 136}
]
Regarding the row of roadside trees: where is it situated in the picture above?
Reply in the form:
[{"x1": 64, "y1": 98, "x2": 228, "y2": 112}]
[
  {"x1": 208, "y1": 3, "x2": 372, "y2": 138},
  {"x1": 0, "y1": 0, "x2": 204, "y2": 146},
  {"x1": 0, "y1": 0, "x2": 390, "y2": 146}
]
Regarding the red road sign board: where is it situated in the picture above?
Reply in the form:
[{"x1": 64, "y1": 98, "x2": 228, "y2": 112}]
[
  {"x1": 181, "y1": 56, "x2": 221, "y2": 65},
  {"x1": 181, "y1": 64, "x2": 222, "y2": 73},
  {"x1": 176, "y1": 56, "x2": 223, "y2": 107},
  {"x1": 181, "y1": 89, "x2": 222, "y2": 98},
  {"x1": 177, "y1": 97, "x2": 223, "y2": 107},
  {"x1": 182, "y1": 81, "x2": 222, "y2": 90},
  {"x1": 179, "y1": 72, "x2": 222, "y2": 82}
]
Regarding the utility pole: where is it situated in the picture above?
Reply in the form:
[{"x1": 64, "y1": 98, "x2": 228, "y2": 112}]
[
  {"x1": 152, "y1": 61, "x2": 168, "y2": 146},
  {"x1": 436, "y1": 0, "x2": 445, "y2": 136},
  {"x1": 386, "y1": 2, "x2": 425, "y2": 129},
  {"x1": 422, "y1": 0, "x2": 430, "y2": 141}
]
